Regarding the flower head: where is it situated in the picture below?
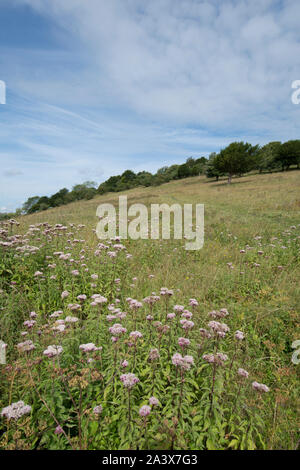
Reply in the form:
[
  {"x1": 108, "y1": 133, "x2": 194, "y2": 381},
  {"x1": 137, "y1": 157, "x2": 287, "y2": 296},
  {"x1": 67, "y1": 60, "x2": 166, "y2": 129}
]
[
  {"x1": 178, "y1": 337, "x2": 190, "y2": 348},
  {"x1": 252, "y1": 381, "x2": 270, "y2": 393},
  {"x1": 203, "y1": 352, "x2": 228, "y2": 366},
  {"x1": 120, "y1": 373, "x2": 139, "y2": 389},
  {"x1": 174, "y1": 305, "x2": 185, "y2": 313},
  {"x1": 235, "y1": 330, "x2": 245, "y2": 341},
  {"x1": 139, "y1": 405, "x2": 151, "y2": 417},
  {"x1": 148, "y1": 348, "x2": 160, "y2": 361},
  {"x1": 17, "y1": 340, "x2": 35, "y2": 353},
  {"x1": 61, "y1": 290, "x2": 69, "y2": 299},
  {"x1": 1, "y1": 401, "x2": 31, "y2": 420},
  {"x1": 79, "y1": 343, "x2": 98, "y2": 353},
  {"x1": 65, "y1": 316, "x2": 79, "y2": 323},
  {"x1": 129, "y1": 331, "x2": 143, "y2": 340},
  {"x1": 208, "y1": 321, "x2": 230, "y2": 338},
  {"x1": 180, "y1": 319, "x2": 194, "y2": 330},
  {"x1": 109, "y1": 323, "x2": 127, "y2": 336},
  {"x1": 172, "y1": 352, "x2": 194, "y2": 370},
  {"x1": 93, "y1": 405, "x2": 103, "y2": 416},
  {"x1": 149, "y1": 396, "x2": 159, "y2": 406},
  {"x1": 43, "y1": 345, "x2": 63, "y2": 358},
  {"x1": 237, "y1": 368, "x2": 249, "y2": 378},
  {"x1": 54, "y1": 425, "x2": 63, "y2": 435}
]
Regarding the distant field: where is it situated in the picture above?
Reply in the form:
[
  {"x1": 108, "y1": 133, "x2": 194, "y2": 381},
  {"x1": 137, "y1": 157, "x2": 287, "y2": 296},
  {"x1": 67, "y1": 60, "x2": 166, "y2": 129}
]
[{"x1": 0, "y1": 170, "x2": 299, "y2": 450}]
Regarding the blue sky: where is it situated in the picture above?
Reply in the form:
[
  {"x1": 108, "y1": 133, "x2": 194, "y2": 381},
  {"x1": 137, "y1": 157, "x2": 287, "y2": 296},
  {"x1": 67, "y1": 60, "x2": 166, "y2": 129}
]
[{"x1": 0, "y1": 0, "x2": 300, "y2": 211}]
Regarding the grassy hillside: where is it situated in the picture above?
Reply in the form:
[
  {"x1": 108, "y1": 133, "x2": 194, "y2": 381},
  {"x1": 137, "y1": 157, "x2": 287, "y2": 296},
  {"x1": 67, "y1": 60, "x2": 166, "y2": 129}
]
[{"x1": 0, "y1": 171, "x2": 299, "y2": 450}]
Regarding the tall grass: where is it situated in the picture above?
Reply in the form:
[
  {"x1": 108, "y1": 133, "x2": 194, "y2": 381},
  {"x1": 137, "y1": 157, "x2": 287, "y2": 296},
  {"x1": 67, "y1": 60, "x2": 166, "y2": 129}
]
[{"x1": 0, "y1": 171, "x2": 299, "y2": 450}]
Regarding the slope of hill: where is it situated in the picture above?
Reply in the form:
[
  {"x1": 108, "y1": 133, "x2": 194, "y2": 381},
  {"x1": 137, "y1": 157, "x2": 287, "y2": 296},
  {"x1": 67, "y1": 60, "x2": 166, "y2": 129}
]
[{"x1": 0, "y1": 171, "x2": 299, "y2": 450}]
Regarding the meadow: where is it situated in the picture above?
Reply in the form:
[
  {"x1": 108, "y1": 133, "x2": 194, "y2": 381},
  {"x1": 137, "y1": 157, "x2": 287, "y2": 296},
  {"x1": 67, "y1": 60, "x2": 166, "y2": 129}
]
[{"x1": 0, "y1": 171, "x2": 299, "y2": 450}]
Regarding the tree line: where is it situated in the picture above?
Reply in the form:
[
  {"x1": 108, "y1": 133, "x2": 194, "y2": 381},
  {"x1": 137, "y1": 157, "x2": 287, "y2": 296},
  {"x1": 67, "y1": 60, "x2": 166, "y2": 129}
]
[{"x1": 1, "y1": 139, "x2": 299, "y2": 219}]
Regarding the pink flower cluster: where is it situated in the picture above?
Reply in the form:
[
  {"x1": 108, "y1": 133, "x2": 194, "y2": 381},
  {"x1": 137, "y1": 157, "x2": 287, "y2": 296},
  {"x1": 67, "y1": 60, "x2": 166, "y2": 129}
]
[
  {"x1": 43, "y1": 345, "x2": 63, "y2": 358},
  {"x1": 1, "y1": 401, "x2": 32, "y2": 420},
  {"x1": 252, "y1": 381, "x2": 270, "y2": 393},
  {"x1": 160, "y1": 287, "x2": 174, "y2": 296},
  {"x1": 139, "y1": 405, "x2": 151, "y2": 417},
  {"x1": 208, "y1": 321, "x2": 230, "y2": 338},
  {"x1": 209, "y1": 308, "x2": 229, "y2": 319},
  {"x1": 235, "y1": 330, "x2": 245, "y2": 340},
  {"x1": 109, "y1": 323, "x2": 127, "y2": 337},
  {"x1": 91, "y1": 294, "x2": 108, "y2": 305},
  {"x1": 149, "y1": 348, "x2": 160, "y2": 361},
  {"x1": 172, "y1": 352, "x2": 194, "y2": 370},
  {"x1": 149, "y1": 396, "x2": 159, "y2": 406},
  {"x1": 129, "y1": 331, "x2": 143, "y2": 340},
  {"x1": 237, "y1": 368, "x2": 249, "y2": 378},
  {"x1": 199, "y1": 328, "x2": 212, "y2": 339},
  {"x1": 173, "y1": 305, "x2": 185, "y2": 313},
  {"x1": 17, "y1": 340, "x2": 35, "y2": 353},
  {"x1": 143, "y1": 295, "x2": 160, "y2": 305},
  {"x1": 202, "y1": 352, "x2": 228, "y2": 365},
  {"x1": 93, "y1": 405, "x2": 103, "y2": 416},
  {"x1": 79, "y1": 343, "x2": 101, "y2": 353},
  {"x1": 23, "y1": 320, "x2": 36, "y2": 329},
  {"x1": 120, "y1": 373, "x2": 140, "y2": 389},
  {"x1": 178, "y1": 337, "x2": 190, "y2": 348},
  {"x1": 127, "y1": 298, "x2": 143, "y2": 310},
  {"x1": 180, "y1": 319, "x2": 194, "y2": 330}
]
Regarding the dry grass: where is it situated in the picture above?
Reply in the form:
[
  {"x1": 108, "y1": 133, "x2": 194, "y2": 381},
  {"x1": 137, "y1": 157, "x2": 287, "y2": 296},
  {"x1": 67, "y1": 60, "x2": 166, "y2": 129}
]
[{"x1": 1, "y1": 170, "x2": 299, "y2": 449}]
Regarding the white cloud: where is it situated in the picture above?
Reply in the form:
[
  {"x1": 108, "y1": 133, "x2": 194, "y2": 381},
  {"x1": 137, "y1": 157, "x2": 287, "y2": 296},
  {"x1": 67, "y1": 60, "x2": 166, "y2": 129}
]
[
  {"x1": 1, "y1": 0, "x2": 300, "y2": 209},
  {"x1": 8, "y1": 0, "x2": 299, "y2": 134},
  {"x1": 3, "y1": 169, "x2": 24, "y2": 177}
]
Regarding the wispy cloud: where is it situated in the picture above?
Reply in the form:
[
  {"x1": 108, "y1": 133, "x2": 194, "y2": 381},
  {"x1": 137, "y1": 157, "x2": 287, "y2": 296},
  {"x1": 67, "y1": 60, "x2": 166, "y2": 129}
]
[
  {"x1": 3, "y1": 169, "x2": 24, "y2": 177},
  {"x1": 1, "y1": 0, "x2": 300, "y2": 209},
  {"x1": 11, "y1": 0, "x2": 300, "y2": 130}
]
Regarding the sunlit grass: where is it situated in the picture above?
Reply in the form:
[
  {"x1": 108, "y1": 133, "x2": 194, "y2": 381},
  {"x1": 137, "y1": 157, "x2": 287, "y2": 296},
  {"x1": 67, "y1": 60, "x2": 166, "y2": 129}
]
[{"x1": 0, "y1": 170, "x2": 299, "y2": 450}]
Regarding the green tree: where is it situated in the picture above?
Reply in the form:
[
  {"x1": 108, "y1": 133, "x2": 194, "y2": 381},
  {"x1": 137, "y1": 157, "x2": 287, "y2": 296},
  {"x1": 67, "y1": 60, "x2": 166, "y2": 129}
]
[
  {"x1": 214, "y1": 142, "x2": 259, "y2": 183},
  {"x1": 136, "y1": 171, "x2": 153, "y2": 187},
  {"x1": 118, "y1": 170, "x2": 137, "y2": 190},
  {"x1": 155, "y1": 165, "x2": 179, "y2": 183},
  {"x1": 49, "y1": 188, "x2": 69, "y2": 207},
  {"x1": 28, "y1": 196, "x2": 50, "y2": 213},
  {"x1": 98, "y1": 175, "x2": 121, "y2": 194},
  {"x1": 275, "y1": 140, "x2": 300, "y2": 171},
  {"x1": 177, "y1": 163, "x2": 191, "y2": 179},
  {"x1": 22, "y1": 196, "x2": 40, "y2": 214},
  {"x1": 71, "y1": 181, "x2": 97, "y2": 200},
  {"x1": 205, "y1": 152, "x2": 224, "y2": 181},
  {"x1": 256, "y1": 142, "x2": 281, "y2": 173}
]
